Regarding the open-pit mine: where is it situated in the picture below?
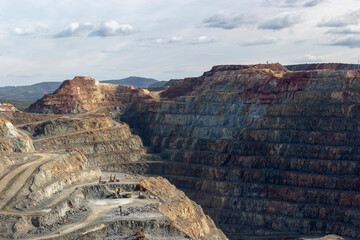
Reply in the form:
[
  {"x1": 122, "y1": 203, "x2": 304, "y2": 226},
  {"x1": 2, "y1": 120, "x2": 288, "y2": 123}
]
[{"x1": 0, "y1": 63, "x2": 358, "y2": 240}]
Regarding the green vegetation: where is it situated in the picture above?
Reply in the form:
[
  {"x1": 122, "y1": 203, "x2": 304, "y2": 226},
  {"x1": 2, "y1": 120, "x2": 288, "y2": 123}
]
[
  {"x1": 0, "y1": 99, "x2": 34, "y2": 111},
  {"x1": 101, "y1": 76, "x2": 158, "y2": 88},
  {"x1": 0, "y1": 82, "x2": 62, "y2": 102}
]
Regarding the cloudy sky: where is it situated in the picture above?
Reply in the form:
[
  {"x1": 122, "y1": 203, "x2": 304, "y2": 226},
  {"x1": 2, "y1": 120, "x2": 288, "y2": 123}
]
[{"x1": 1, "y1": 0, "x2": 360, "y2": 86}]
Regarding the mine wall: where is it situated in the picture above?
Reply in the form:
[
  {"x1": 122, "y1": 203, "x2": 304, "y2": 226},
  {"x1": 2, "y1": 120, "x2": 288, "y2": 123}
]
[{"x1": 122, "y1": 66, "x2": 360, "y2": 239}]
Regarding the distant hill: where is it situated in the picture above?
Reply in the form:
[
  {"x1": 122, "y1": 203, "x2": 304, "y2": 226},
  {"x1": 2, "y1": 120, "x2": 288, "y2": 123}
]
[
  {"x1": 101, "y1": 76, "x2": 158, "y2": 88},
  {"x1": 148, "y1": 79, "x2": 181, "y2": 90},
  {"x1": 0, "y1": 76, "x2": 159, "y2": 102},
  {"x1": 148, "y1": 81, "x2": 169, "y2": 88},
  {"x1": 0, "y1": 82, "x2": 62, "y2": 102}
]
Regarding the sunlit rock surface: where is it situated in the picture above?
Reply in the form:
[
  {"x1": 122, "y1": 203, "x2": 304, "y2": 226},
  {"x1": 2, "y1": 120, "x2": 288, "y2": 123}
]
[{"x1": 27, "y1": 76, "x2": 154, "y2": 114}]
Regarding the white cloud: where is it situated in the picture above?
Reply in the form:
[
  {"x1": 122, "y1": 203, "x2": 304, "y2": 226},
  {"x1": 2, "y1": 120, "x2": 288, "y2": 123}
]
[
  {"x1": 89, "y1": 21, "x2": 136, "y2": 37},
  {"x1": 168, "y1": 36, "x2": 183, "y2": 43},
  {"x1": 13, "y1": 27, "x2": 36, "y2": 36},
  {"x1": 53, "y1": 22, "x2": 95, "y2": 38},
  {"x1": 142, "y1": 36, "x2": 184, "y2": 45},
  {"x1": 12, "y1": 26, "x2": 46, "y2": 36},
  {"x1": 1, "y1": 0, "x2": 360, "y2": 87},
  {"x1": 188, "y1": 36, "x2": 215, "y2": 45}
]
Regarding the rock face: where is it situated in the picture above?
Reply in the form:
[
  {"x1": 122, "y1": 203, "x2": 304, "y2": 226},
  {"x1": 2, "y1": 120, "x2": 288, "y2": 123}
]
[
  {"x1": 123, "y1": 64, "x2": 360, "y2": 239},
  {"x1": 16, "y1": 149, "x2": 100, "y2": 209},
  {"x1": 0, "y1": 103, "x2": 18, "y2": 112},
  {"x1": 27, "y1": 76, "x2": 154, "y2": 114},
  {"x1": 0, "y1": 119, "x2": 34, "y2": 152},
  {"x1": 140, "y1": 177, "x2": 227, "y2": 240},
  {"x1": 24, "y1": 114, "x2": 158, "y2": 170}
]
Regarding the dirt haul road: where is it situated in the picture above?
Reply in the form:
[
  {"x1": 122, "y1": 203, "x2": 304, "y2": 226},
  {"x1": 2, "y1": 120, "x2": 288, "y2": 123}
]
[{"x1": 0, "y1": 153, "x2": 58, "y2": 210}]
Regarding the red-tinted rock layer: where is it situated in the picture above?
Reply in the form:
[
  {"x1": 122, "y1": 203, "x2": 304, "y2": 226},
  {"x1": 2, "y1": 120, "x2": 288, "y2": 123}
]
[
  {"x1": 286, "y1": 63, "x2": 359, "y2": 71},
  {"x1": 27, "y1": 76, "x2": 153, "y2": 114},
  {"x1": 123, "y1": 64, "x2": 360, "y2": 239}
]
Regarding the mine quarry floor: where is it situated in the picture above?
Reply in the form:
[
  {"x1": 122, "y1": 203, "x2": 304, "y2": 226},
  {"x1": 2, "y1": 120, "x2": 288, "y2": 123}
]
[{"x1": 0, "y1": 155, "x2": 188, "y2": 240}]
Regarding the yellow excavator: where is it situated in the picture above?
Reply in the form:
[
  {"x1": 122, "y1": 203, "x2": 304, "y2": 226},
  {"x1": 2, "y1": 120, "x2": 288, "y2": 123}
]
[
  {"x1": 135, "y1": 227, "x2": 145, "y2": 240},
  {"x1": 115, "y1": 188, "x2": 121, "y2": 198}
]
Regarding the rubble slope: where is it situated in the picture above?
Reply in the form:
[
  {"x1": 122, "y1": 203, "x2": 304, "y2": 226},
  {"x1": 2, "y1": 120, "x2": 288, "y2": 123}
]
[{"x1": 140, "y1": 177, "x2": 227, "y2": 240}]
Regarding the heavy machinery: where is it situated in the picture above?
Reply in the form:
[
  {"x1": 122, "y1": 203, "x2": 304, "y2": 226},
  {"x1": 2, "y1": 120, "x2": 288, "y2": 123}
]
[
  {"x1": 115, "y1": 188, "x2": 121, "y2": 198},
  {"x1": 135, "y1": 227, "x2": 145, "y2": 240}
]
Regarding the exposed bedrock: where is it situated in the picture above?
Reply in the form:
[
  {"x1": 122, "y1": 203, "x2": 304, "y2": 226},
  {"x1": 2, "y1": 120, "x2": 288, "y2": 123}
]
[
  {"x1": 0, "y1": 119, "x2": 34, "y2": 152},
  {"x1": 122, "y1": 64, "x2": 360, "y2": 239},
  {"x1": 26, "y1": 76, "x2": 154, "y2": 114},
  {"x1": 25, "y1": 114, "x2": 159, "y2": 170},
  {"x1": 0, "y1": 103, "x2": 19, "y2": 112},
  {"x1": 140, "y1": 177, "x2": 227, "y2": 240}
]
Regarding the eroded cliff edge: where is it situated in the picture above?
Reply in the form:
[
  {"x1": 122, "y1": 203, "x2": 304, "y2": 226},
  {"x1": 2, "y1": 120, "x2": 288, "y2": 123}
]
[{"x1": 122, "y1": 63, "x2": 360, "y2": 239}]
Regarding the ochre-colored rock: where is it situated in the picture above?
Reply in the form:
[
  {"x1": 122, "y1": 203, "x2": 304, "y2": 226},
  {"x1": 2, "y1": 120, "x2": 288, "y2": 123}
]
[
  {"x1": 27, "y1": 76, "x2": 154, "y2": 114},
  {"x1": 0, "y1": 103, "x2": 18, "y2": 112},
  {"x1": 140, "y1": 176, "x2": 228, "y2": 240},
  {"x1": 0, "y1": 119, "x2": 34, "y2": 152}
]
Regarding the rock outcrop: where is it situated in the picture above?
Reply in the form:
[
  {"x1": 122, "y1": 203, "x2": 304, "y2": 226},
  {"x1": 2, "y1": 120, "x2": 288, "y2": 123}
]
[
  {"x1": 140, "y1": 177, "x2": 227, "y2": 240},
  {"x1": 27, "y1": 76, "x2": 154, "y2": 114},
  {"x1": 0, "y1": 103, "x2": 18, "y2": 112},
  {"x1": 123, "y1": 64, "x2": 360, "y2": 239},
  {"x1": 0, "y1": 119, "x2": 34, "y2": 152}
]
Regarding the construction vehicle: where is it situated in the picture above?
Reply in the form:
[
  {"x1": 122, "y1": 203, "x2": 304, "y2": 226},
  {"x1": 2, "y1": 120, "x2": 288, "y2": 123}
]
[
  {"x1": 115, "y1": 188, "x2": 121, "y2": 198},
  {"x1": 135, "y1": 227, "x2": 145, "y2": 240}
]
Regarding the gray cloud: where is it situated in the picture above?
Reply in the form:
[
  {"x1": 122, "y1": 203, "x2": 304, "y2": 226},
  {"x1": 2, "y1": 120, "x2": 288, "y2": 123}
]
[
  {"x1": 263, "y1": 0, "x2": 325, "y2": 8},
  {"x1": 203, "y1": 12, "x2": 257, "y2": 29},
  {"x1": 89, "y1": 21, "x2": 136, "y2": 37},
  {"x1": 259, "y1": 14, "x2": 301, "y2": 30},
  {"x1": 326, "y1": 28, "x2": 360, "y2": 35},
  {"x1": 329, "y1": 36, "x2": 360, "y2": 48},
  {"x1": 53, "y1": 22, "x2": 95, "y2": 38},
  {"x1": 318, "y1": 9, "x2": 360, "y2": 27},
  {"x1": 242, "y1": 38, "x2": 277, "y2": 46}
]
